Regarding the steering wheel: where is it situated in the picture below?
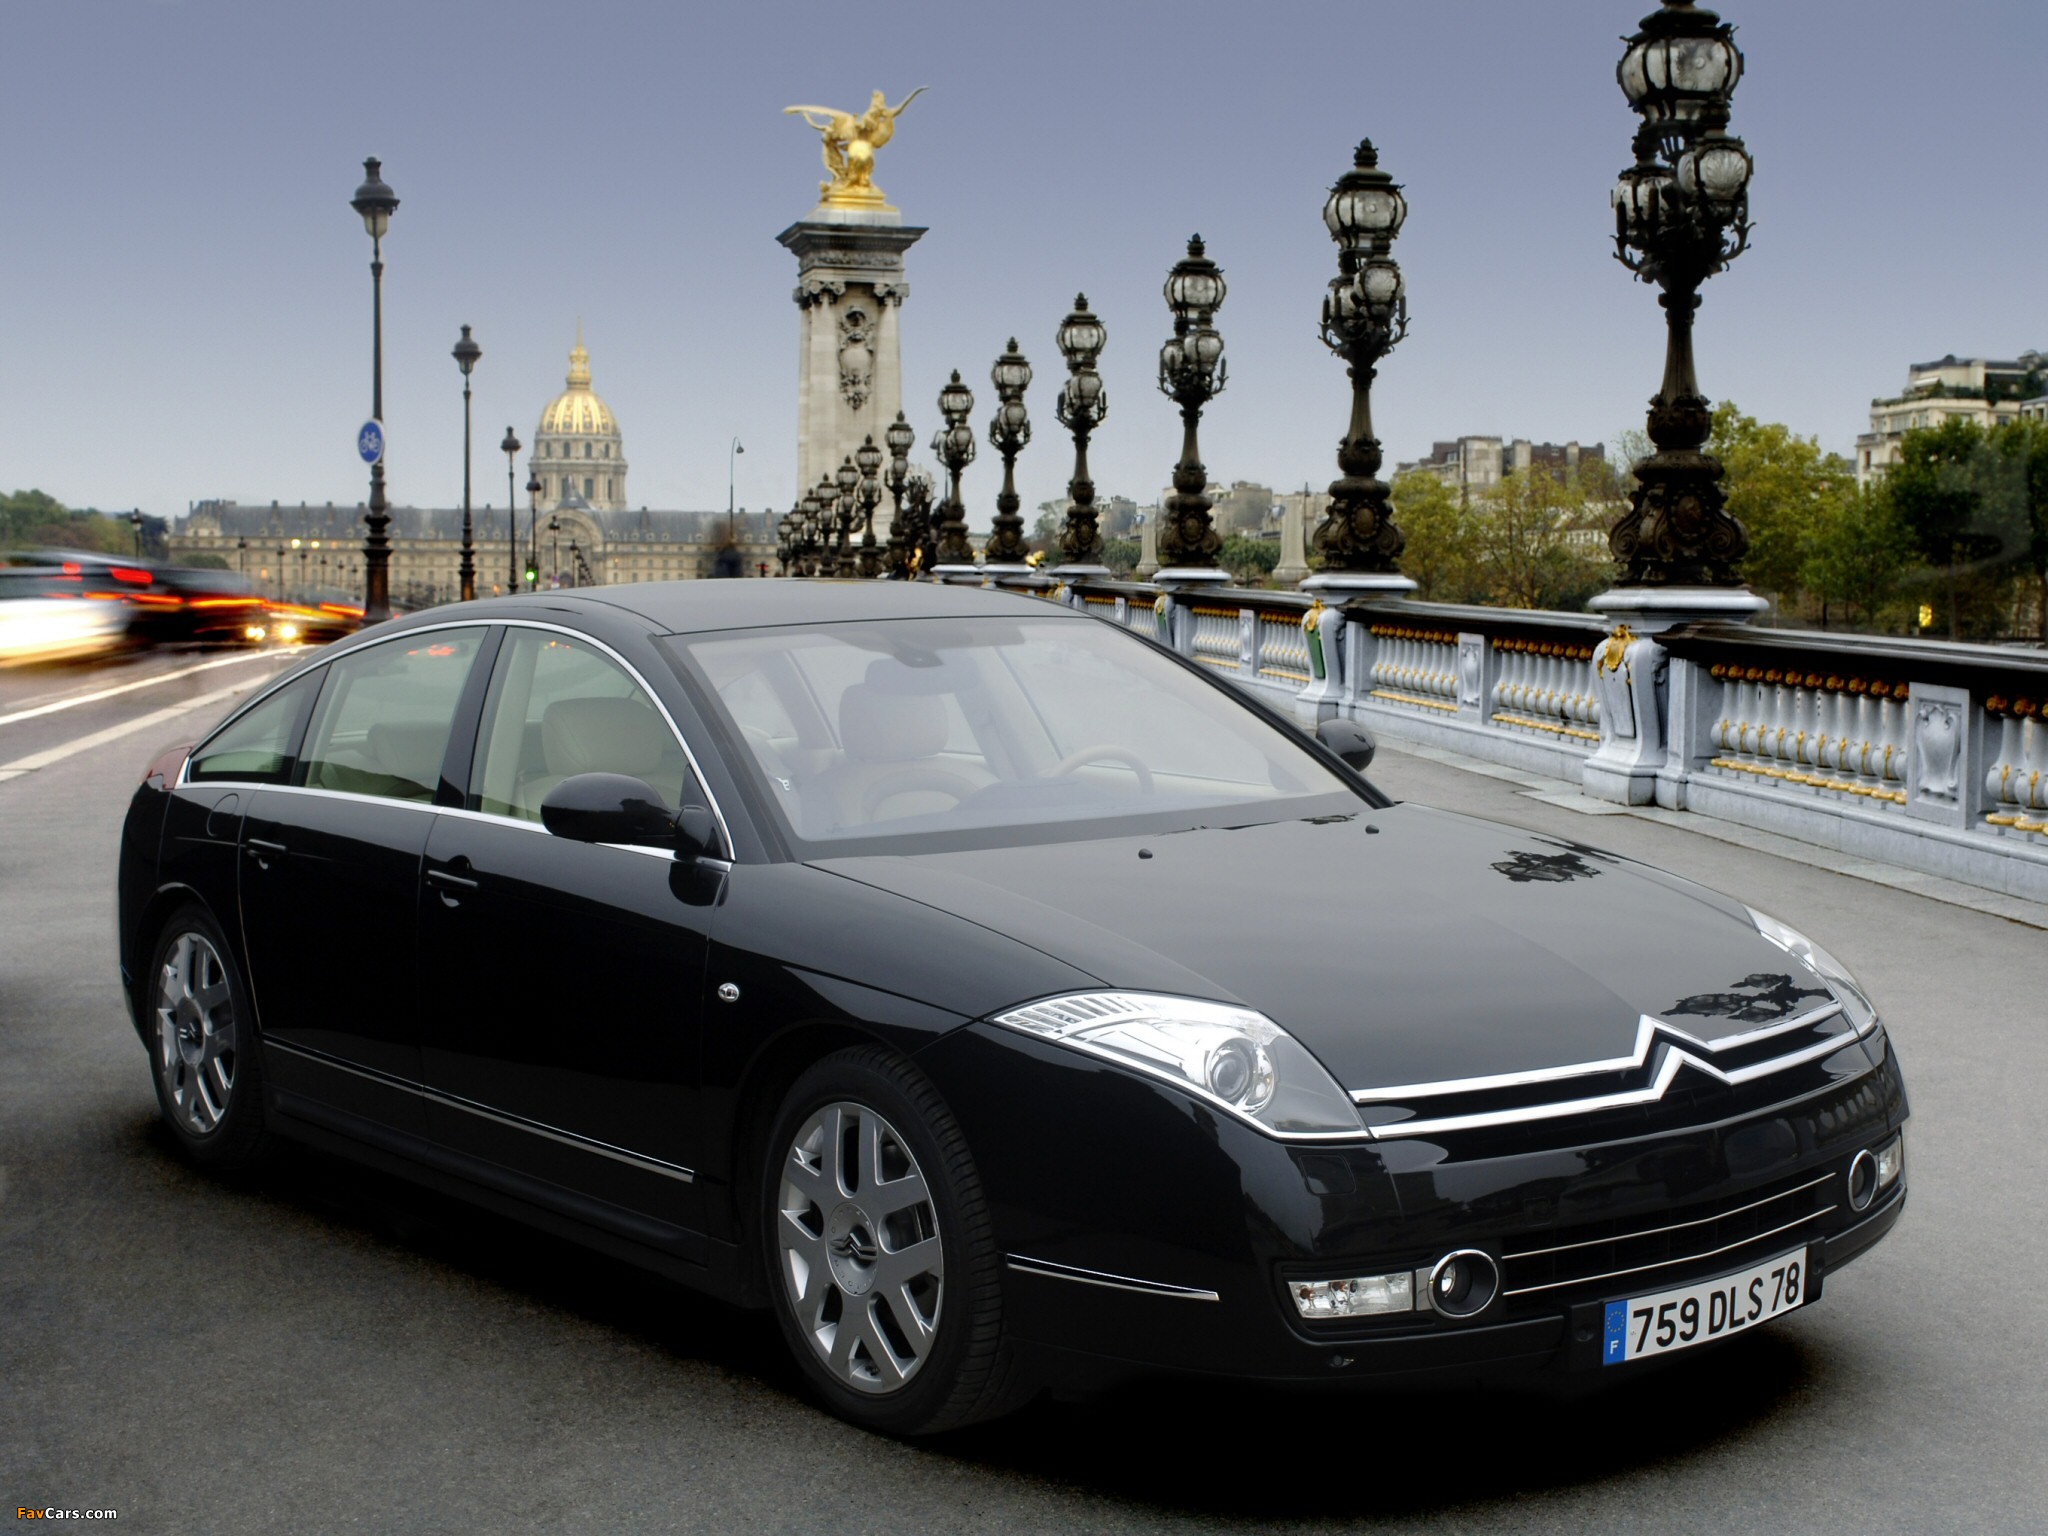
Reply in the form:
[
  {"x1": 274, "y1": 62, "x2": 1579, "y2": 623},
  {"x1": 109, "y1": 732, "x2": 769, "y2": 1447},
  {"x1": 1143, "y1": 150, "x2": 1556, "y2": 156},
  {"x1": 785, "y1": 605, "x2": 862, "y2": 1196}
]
[
  {"x1": 1049, "y1": 744, "x2": 1156, "y2": 794},
  {"x1": 858, "y1": 766, "x2": 983, "y2": 820}
]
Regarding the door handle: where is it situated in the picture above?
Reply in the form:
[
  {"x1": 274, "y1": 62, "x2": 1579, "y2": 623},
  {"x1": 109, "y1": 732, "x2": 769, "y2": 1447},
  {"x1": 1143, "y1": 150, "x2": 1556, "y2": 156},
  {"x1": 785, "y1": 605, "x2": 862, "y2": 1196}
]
[
  {"x1": 245, "y1": 837, "x2": 287, "y2": 869},
  {"x1": 426, "y1": 869, "x2": 479, "y2": 891}
]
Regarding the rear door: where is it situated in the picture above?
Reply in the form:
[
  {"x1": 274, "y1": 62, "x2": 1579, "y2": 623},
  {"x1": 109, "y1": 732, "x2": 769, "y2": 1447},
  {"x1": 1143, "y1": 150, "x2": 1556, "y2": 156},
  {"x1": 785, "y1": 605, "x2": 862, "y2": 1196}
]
[{"x1": 240, "y1": 625, "x2": 492, "y2": 1132}]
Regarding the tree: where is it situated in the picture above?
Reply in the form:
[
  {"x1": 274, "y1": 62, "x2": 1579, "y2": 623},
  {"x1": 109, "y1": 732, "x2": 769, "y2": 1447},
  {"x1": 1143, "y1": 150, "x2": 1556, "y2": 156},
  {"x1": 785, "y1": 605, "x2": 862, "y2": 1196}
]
[
  {"x1": 1886, "y1": 418, "x2": 2036, "y2": 639},
  {"x1": 2, "y1": 489, "x2": 129, "y2": 555},
  {"x1": 1217, "y1": 534, "x2": 1278, "y2": 585},
  {"x1": 1468, "y1": 468, "x2": 1615, "y2": 612},
  {"x1": 1389, "y1": 471, "x2": 1479, "y2": 603},
  {"x1": 1100, "y1": 537, "x2": 1139, "y2": 577},
  {"x1": 1800, "y1": 483, "x2": 1915, "y2": 632},
  {"x1": 1707, "y1": 403, "x2": 1856, "y2": 610}
]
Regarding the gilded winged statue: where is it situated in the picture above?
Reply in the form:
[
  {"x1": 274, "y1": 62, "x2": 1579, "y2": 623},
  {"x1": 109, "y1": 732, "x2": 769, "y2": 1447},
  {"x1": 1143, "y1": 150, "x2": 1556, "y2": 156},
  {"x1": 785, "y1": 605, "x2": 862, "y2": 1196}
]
[{"x1": 785, "y1": 87, "x2": 927, "y2": 205}]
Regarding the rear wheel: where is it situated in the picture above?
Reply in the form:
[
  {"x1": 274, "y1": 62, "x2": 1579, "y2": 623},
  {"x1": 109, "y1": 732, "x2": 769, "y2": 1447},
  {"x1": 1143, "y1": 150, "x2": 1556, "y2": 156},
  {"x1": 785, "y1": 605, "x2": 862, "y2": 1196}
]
[
  {"x1": 147, "y1": 906, "x2": 273, "y2": 1170},
  {"x1": 761, "y1": 1046, "x2": 1029, "y2": 1435}
]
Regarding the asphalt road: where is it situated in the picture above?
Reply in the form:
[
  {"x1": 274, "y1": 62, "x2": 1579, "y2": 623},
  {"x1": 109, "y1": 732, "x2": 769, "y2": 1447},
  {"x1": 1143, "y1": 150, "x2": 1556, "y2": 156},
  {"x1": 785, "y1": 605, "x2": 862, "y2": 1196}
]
[{"x1": 3, "y1": 644, "x2": 2045, "y2": 1534}]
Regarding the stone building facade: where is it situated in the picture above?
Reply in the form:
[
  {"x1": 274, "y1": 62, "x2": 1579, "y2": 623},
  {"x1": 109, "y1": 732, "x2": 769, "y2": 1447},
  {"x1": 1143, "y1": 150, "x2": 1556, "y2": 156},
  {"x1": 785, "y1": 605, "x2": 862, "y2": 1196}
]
[
  {"x1": 1394, "y1": 437, "x2": 1604, "y2": 497},
  {"x1": 1856, "y1": 351, "x2": 2047, "y2": 484}
]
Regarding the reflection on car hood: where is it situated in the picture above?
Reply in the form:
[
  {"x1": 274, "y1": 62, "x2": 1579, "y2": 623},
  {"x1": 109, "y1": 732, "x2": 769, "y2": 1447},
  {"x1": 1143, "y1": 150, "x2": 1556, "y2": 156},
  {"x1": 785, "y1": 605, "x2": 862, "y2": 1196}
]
[{"x1": 812, "y1": 804, "x2": 1835, "y2": 1092}]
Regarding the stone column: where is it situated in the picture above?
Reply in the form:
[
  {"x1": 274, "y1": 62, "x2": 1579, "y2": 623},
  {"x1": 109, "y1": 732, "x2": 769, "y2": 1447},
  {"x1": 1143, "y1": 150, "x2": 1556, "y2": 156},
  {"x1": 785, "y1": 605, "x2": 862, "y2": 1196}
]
[{"x1": 780, "y1": 211, "x2": 925, "y2": 548}]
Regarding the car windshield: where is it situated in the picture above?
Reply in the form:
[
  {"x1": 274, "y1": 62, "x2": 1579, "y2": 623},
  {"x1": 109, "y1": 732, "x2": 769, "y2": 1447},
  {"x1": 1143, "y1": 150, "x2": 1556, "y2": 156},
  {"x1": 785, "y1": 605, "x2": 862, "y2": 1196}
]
[{"x1": 666, "y1": 614, "x2": 1361, "y2": 854}]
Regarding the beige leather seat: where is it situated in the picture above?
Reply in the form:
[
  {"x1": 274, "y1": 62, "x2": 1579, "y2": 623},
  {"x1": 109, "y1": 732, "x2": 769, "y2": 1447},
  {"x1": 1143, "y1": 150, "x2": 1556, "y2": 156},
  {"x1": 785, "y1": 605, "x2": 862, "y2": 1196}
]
[
  {"x1": 517, "y1": 696, "x2": 673, "y2": 818},
  {"x1": 802, "y1": 668, "x2": 988, "y2": 831}
]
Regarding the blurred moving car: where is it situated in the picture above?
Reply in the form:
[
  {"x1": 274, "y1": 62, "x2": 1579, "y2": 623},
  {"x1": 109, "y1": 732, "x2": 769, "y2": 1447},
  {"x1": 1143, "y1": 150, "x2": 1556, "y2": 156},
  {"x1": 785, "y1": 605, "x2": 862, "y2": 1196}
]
[
  {"x1": 255, "y1": 595, "x2": 364, "y2": 646},
  {"x1": 0, "y1": 565, "x2": 129, "y2": 665},
  {"x1": 1, "y1": 550, "x2": 360, "y2": 649}
]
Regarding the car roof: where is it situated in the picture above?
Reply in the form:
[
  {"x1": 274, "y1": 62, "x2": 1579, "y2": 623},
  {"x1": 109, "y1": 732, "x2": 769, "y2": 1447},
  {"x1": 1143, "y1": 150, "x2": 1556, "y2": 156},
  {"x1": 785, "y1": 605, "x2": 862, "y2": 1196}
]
[{"x1": 397, "y1": 579, "x2": 1078, "y2": 635}]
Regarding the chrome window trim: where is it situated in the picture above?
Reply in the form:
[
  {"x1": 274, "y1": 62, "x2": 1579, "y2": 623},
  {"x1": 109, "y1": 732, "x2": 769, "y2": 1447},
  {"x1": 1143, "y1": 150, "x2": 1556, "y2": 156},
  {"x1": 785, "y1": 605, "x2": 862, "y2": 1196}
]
[
  {"x1": 1501, "y1": 1207, "x2": 1835, "y2": 1298},
  {"x1": 175, "y1": 617, "x2": 736, "y2": 860},
  {"x1": 1004, "y1": 1255, "x2": 1220, "y2": 1301},
  {"x1": 1363, "y1": 1028, "x2": 1862, "y2": 1140},
  {"x1": 482, "y1": 618, "x2": 735, "y2": 860},
  {"x1": 266, "y1": 1038, "x2": 696, "y2": 1182},
  {"x1": 1352, "y1": 1001, "x2": 1849, "y2": 1106},
  {"x1": 1503, "y1": 1172, "x2": 1833, "y2": 1262}
]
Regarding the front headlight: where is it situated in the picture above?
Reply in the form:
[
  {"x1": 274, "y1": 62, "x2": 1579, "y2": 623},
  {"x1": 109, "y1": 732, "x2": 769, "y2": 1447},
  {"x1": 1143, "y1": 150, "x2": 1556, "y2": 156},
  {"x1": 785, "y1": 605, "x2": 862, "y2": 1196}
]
[
  {"x1": 991, "y1": 992, "x2": 1366, "y2": 1138},
  {"x1": 1746, "y1": 907, "x2": 1877, "y2": 1033}
]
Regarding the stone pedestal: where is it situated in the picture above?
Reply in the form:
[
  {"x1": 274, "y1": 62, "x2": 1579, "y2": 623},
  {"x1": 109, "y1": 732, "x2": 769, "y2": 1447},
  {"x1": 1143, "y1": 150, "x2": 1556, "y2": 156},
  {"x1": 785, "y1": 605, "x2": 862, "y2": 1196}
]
[
  {"x1": 1298, "y1": 570, "x2": 1417, "y2": 598},
  {"x1": 1584, "y1": 585, "x2": 1768, "y2": 806},
  {"x1": 1272, "y1": 499, "x2": 1311, "y2": 586},
  {"x1": 779, "y1": 209, "x2": 925, "y2": 543}
]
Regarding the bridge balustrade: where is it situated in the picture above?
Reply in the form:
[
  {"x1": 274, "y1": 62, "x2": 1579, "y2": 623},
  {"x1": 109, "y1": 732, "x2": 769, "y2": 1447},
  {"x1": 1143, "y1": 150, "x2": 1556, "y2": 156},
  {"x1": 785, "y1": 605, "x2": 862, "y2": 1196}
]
[{"x1": 999, "y1": 571, "x2": 2048, "y2": 904}]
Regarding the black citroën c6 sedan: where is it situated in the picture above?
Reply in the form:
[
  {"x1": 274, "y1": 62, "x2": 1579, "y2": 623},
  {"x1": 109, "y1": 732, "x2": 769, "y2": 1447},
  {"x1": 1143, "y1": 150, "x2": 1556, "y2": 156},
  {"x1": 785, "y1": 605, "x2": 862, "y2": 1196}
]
[{"x1": 117, "y1": 580, "x2": 1907, "y2": 1435}]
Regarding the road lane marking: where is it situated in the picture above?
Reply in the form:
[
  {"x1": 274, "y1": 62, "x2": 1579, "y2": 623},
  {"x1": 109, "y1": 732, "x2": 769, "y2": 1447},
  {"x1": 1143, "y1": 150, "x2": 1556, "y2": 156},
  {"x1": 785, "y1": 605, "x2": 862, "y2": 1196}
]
[
  {"x1": 0, "y1": 678, "x2": 259, "y2": 778},
  {"x1": 0, "y1": 649, "x2": 288, "y2": 728}
]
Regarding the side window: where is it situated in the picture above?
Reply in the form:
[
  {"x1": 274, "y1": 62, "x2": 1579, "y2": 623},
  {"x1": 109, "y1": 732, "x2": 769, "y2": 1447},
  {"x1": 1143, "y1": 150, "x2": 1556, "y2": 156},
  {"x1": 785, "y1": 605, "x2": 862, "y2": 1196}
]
[
  {"x1": 187, "y1": 673, "x2": 320, "y2": 784},
  {"x1": 297, "y1": 628, "x2": 487, "y2": 802},
  {"x1": 469, "y1": 629, "x2": 695, "y2": 822}
]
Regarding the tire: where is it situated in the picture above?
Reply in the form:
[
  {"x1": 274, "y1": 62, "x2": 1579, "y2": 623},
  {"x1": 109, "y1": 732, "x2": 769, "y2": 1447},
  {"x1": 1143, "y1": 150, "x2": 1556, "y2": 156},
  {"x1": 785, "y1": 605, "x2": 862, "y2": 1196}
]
[
  {"x1": 145, "y1": 905, "x2": 274, "y2": 1171},
  {"x1": 760, "y1": 1046, "x2": 1030, "y2": 1435}
]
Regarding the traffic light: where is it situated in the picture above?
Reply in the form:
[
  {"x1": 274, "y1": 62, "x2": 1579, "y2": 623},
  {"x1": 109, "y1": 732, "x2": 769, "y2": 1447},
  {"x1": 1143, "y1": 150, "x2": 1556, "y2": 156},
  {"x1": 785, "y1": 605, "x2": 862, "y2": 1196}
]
[{"x1": 524, "y1": 559, "x2": 538, "y2": 588}]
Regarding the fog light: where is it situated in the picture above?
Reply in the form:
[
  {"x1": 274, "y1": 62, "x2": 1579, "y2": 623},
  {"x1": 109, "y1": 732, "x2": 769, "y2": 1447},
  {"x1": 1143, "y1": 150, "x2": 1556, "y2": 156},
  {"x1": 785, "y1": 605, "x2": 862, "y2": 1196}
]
[
  {"x1": 1424, "y1": 1249, "x2": 1500, "y2": 1318},
  {"x1": 1292, "y1": 1270, "x2": 1414, "y2": 1319},
  {"x1": 1875, "y1": 1132, "x2": 1904, "y2": 1190}
]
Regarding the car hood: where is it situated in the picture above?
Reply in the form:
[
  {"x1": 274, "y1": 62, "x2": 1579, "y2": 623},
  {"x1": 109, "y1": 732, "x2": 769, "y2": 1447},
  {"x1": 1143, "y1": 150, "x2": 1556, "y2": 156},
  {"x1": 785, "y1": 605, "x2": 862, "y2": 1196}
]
[{"x1": 811, "y1": 804, "x2": 1837, "y2": 1093}]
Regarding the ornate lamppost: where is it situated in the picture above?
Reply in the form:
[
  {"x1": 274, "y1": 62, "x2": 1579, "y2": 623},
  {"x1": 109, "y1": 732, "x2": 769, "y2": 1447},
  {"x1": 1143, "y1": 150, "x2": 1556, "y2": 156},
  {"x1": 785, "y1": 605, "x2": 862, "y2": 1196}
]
[
  {"x1": 237, "y1": 536, "x2": 247, "y2": 577},
  {"x1": 882, "y1": 410, "x2": 916, "y2": 578},
  {"x1": 854, "y1": 434, "x2": 885, "y2": 577},
  {"x1": 904, "y1": 470, "x2": 937, "y2": 577},
  {"x1": 1601, "y1": 0, "x2": 1761, "y2": 614},
  {"x1": 983, "y1": 340, "x2": 1034, "y2": 575},
  {"x1": 548, "y1": 515, "x2": 561, "y2": 589},
  {"x1": 1307, "y1": 142, "x2": 1417, "y2": 596},
  {"x1": 500, "y1": 427, "x2": 521, "y2": 595},
  {"x1": 832, "y1": 457, "x2": 860, "y2": 577},
  {"x1": 1156, "y1": 237, "x2": 1229, "y2": 585},
  {"x1": 451, "y1": 325, "x2": 481, "y2": 601},
  {"x1": 777, "y1": 511, "x2": 798, "y2": 576},
  {"x1": 525, "y1": 470, "x2": 542, "y2": 589},
  {"x1": 1053, "y1": 295, "x2": 1109, "y2": 577},
  {"x1": 930, "y1": 370, "x2": 979, "y2": 581},
  {"x1": 349, "y1": 157, "x2": 399, "y2": 621}
]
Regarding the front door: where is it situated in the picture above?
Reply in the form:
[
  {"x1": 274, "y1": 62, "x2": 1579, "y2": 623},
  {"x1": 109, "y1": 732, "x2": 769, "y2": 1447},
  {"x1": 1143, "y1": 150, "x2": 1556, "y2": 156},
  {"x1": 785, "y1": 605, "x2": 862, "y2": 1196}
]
[{"x1": 416, "y1": 626, "x2": 720, "y2": 1251}]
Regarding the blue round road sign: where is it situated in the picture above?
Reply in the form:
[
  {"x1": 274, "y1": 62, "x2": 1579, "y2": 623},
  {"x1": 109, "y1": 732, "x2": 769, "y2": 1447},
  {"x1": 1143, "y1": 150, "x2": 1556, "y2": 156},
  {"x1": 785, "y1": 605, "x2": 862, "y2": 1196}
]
[{"x1": 357, "y1": 420, "x2": 385, "y2": 464}]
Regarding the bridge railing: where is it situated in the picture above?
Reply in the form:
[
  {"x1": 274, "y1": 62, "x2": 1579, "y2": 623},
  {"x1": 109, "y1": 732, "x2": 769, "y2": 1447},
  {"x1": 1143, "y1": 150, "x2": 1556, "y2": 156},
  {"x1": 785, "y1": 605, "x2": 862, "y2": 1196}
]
[{"x1": 1010, "y1": 572, "x2": 2048, "y2": 903}]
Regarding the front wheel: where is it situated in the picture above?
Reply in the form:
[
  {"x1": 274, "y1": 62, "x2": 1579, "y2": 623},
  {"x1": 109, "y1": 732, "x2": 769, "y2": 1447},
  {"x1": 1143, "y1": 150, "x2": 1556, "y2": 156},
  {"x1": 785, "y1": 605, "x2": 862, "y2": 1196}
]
[
  {"x1": 761, "y1": 1046, "x2": 1028, "y2": 1435},
  {"x1": 146, "y1": 906, "x2": 273, "y2": 1170}
]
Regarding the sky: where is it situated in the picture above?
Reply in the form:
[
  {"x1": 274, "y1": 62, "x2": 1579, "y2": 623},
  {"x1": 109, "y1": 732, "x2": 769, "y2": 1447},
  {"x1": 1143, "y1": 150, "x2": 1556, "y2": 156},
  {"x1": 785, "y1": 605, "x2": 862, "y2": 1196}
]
[{"x1": 5, "y1": 0, "x2": 2045, "y2": 530}]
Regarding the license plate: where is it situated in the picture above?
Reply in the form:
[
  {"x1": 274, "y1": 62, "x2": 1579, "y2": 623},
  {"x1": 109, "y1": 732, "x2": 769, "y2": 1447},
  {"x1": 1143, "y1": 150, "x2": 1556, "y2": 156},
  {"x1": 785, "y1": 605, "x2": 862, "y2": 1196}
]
[{"x1": 1602, "y1": 1247, "x2": 1810, "y2": 1366}]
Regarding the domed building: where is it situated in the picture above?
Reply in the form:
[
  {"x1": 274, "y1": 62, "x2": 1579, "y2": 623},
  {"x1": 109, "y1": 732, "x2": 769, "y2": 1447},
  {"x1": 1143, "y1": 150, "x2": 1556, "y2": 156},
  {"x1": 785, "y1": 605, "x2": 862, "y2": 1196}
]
[{"x1": 530, "y1": 329, "x2": 628, "y2": 512}]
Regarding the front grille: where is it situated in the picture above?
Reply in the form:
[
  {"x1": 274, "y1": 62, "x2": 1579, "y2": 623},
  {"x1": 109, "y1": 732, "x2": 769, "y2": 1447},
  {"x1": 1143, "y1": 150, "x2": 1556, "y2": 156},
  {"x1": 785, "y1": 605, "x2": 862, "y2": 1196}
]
[{"x1": 1500, "y1": 1168, "x2": 1838, "y2": 1305}]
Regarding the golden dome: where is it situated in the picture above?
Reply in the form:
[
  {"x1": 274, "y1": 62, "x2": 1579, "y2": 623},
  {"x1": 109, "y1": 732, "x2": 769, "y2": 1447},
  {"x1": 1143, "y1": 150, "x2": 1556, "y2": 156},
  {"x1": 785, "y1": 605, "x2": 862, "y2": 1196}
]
[{"x1": 538, "y1": 330, "x2": 619, "y2": 438}]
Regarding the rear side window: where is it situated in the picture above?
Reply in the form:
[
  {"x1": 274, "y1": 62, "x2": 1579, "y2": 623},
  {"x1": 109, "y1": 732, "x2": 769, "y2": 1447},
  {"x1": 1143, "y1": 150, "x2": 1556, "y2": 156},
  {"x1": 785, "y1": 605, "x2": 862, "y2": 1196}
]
[
  {"x1": 297, "y1": 628, "x2": 487, "y2": 802},
  {"x1": 187, "y1": 673, "x2": 320, "y2": 784}
]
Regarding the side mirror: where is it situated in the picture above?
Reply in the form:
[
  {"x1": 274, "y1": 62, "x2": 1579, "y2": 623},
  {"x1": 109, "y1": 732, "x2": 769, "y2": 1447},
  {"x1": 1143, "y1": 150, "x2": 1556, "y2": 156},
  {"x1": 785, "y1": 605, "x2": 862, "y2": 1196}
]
[
  {"x1": 540, "y1": 772, "x2": 716, "y2": 856},
  {"x1": 1316, "y1": 717, "x2": 1378, "y2": 773}
]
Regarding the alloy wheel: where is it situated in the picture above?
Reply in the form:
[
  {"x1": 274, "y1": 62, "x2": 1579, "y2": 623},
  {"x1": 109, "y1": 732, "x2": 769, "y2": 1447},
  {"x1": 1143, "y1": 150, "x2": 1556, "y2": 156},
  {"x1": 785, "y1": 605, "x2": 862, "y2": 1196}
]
[
  {"x1": 154, "y1": 931, "x2": 238, "y2": 1136},
  {"x1": 775, "y1": 1101, "x2": 944, "y2": 1394}
]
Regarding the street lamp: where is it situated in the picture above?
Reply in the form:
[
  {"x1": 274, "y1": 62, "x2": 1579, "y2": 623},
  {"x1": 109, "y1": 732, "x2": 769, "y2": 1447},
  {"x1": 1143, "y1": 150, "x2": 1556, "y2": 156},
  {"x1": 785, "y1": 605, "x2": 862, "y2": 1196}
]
[
  {"x1": 1054, "y1": 295, "x2": 1109, "y2": 573},
  {"x1": 882, "y1": 409, "x2": 916, "y2": 578},
  {"x1": 568, "y1": 539, "x2": 581, "y2": 589},
  {"x1": 1156, "y1": 236, "x2": 1228, "y2": 580},
  {"x1": 349, "y1": 156, "x2": 399, "y2": 621},
  {"x1": 500, "y1": 427, "x2": 522, "y2": 594},
  {"x1": 128, "y1": 509, "x2": 144, "y2": 559},
  {"x1": 930, "y1": 370, "x2": 978, "y2": 577},
  {"x1": 452, "y1": 325, "x2": 482, "y2": 601},
  {"x1": 525, "y1": 470, "x2": 542, "y2": 589},
  {"x1": 1310, "y1": 140, "x2": 1413, "y2": 586},
  {"x1": 855, "y1": 433, "x2": 884, "y2": 577},
  {"x1": 237, "y1": 537, "x2": 247, "y2": 577},
  {"x1": 983, "y1": 340, "x2": 1034, "y2": 572},
  {"x1": 833, "y1": 456, "x2": 860, "y2": 577},
  {"x1": 1607, "y1": 0, "x2": 1754, "y2": 588},
  {"x1": 727, "y1": 436, "x2": 745, "y2": 545},
  {"x1": 548, "y1": 514, "x2": 561, "y2": 588},
  {"x1": 776, "y1": 511, "x2": 797, "y2": 576}
]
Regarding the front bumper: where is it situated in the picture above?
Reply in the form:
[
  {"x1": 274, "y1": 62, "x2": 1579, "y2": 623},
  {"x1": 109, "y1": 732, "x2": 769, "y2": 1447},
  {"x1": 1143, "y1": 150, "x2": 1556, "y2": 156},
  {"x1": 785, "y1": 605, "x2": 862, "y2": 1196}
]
[{"x1": 917, "y1": 1021, "x2": 1908, "y2": 1390}]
